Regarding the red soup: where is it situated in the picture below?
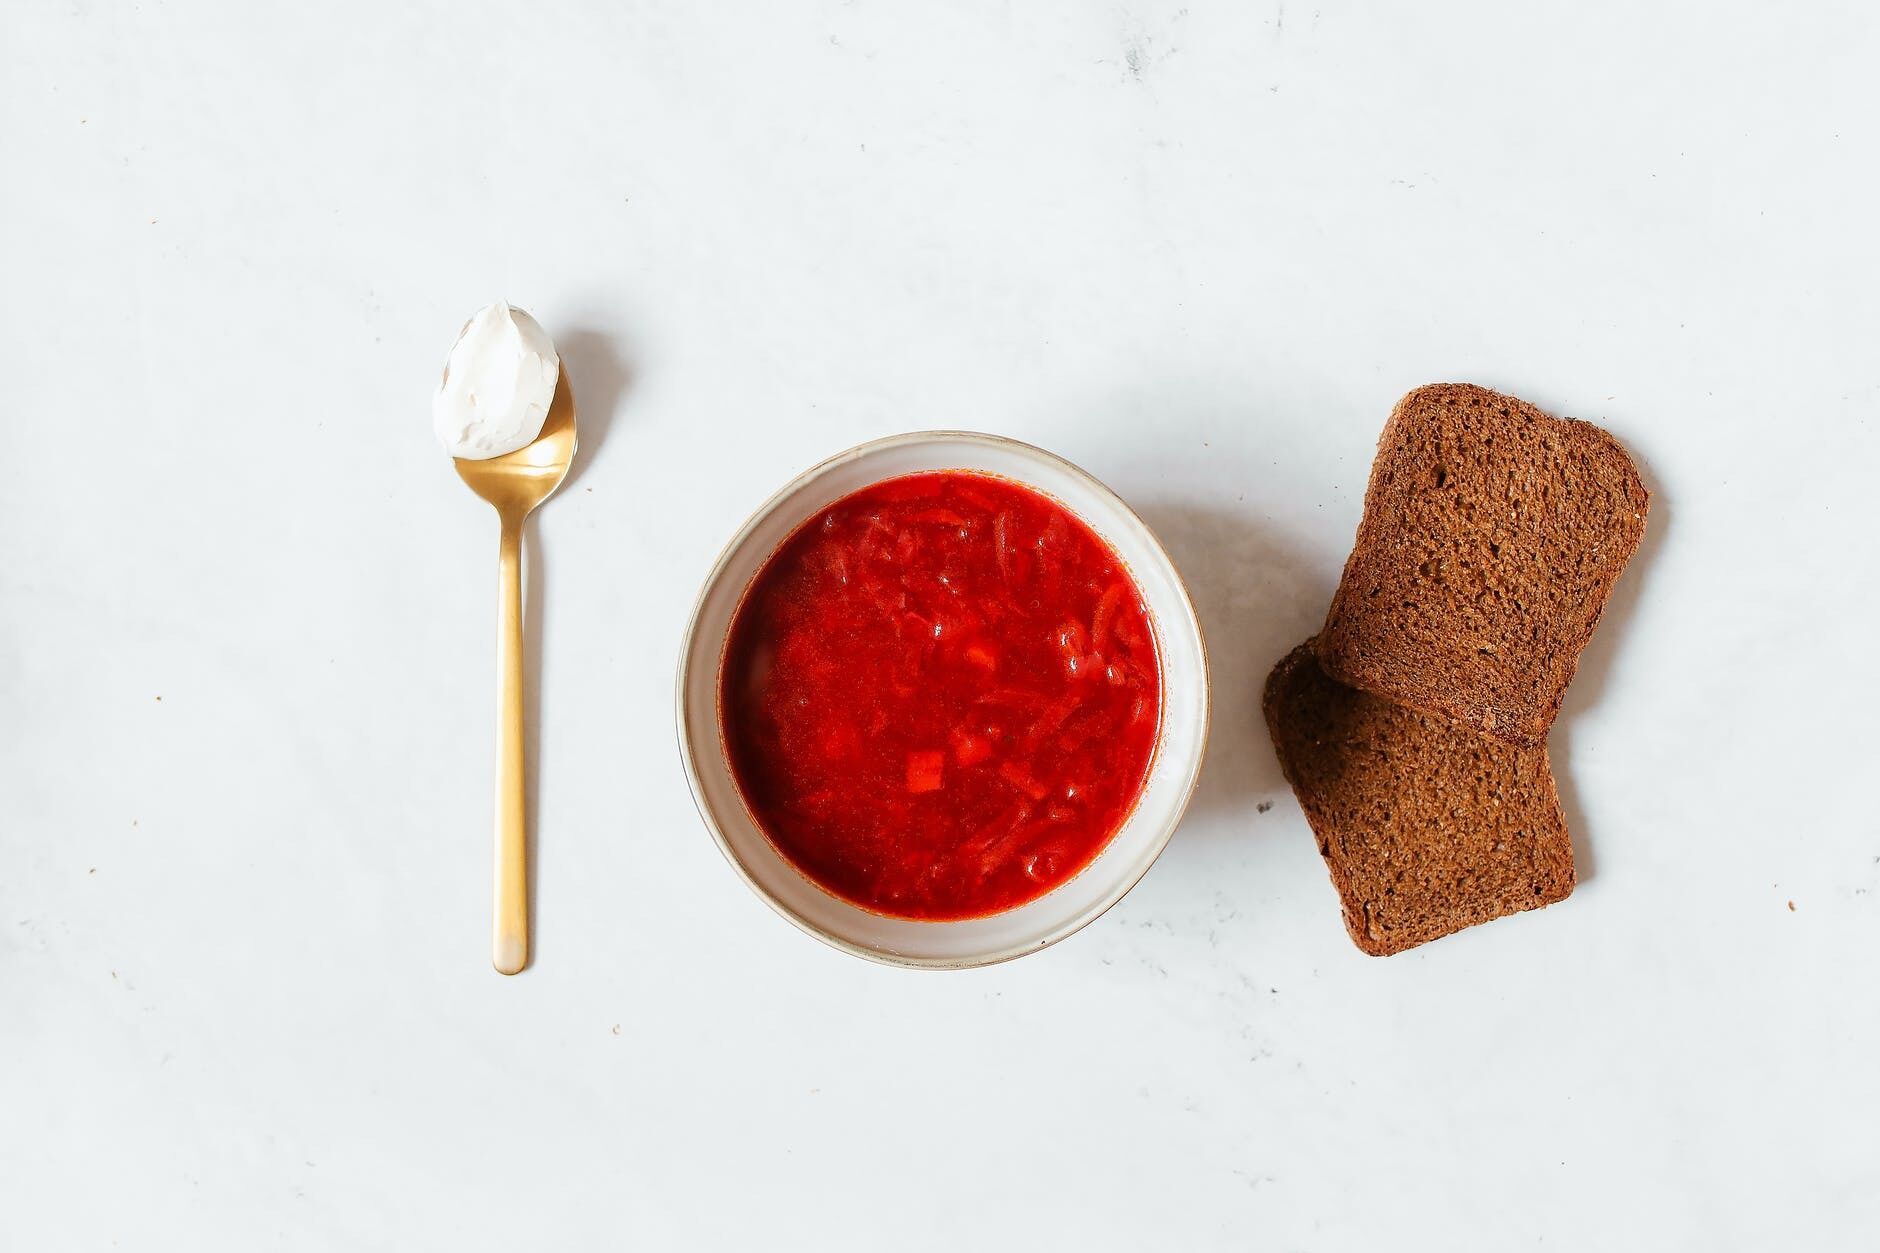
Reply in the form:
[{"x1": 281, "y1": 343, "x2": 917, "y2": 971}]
[{"x1": 720, "y1": 470, "x2": 1161, "y2": 920}]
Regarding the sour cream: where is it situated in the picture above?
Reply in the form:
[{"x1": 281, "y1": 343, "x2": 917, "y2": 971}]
[{"x1": 432, "y1": 301, "x2": 560, "y2": 460}]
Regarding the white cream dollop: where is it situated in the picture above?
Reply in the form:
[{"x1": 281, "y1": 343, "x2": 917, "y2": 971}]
[{"x1": 432, "y1": 301, "x2": 561, "y2": 460}]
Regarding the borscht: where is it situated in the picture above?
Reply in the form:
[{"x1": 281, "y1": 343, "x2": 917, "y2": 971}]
[{"x1": 719, "y1": 470, "x2": 1161, "y2": 920}]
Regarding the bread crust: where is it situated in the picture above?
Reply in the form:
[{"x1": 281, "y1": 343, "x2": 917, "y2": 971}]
[{"x1": 1315, "y1": 383, "x2": 1649, "y2": 746}]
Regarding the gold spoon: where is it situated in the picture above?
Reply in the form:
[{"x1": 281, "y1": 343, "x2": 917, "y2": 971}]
[{"x1": 454, "y1": 375, "x2": 577, "y2": 975}]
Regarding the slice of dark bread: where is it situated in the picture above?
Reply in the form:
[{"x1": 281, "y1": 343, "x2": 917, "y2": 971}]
[
  {"x1": 1264, "y1": 641, "x2": 1575, "y2": 956},
  {"x1": 1315, "y1": 383, "x2": 1649, "y2": 747}
]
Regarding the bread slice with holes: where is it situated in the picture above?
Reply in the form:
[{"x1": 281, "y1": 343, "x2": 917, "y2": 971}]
[
  {"x1": 1264, "y1": 641, "x2": 1575, "y2": 956},
  {"x1": 1315, "y1": 383, "x2": 1649, "y2": 747}
]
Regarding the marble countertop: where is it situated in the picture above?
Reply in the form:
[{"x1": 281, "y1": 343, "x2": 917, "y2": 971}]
[{"x1": 5, "y1": 2, "x2": 1876, "y2": 1248}]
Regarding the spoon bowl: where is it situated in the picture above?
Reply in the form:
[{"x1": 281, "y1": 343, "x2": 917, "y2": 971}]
[
  {"x1": 455, "y1": 376, "x2": 579, "y2": 515},
  {"x1": 454, "y1": 373, "x2": 577, "y2": 974}
]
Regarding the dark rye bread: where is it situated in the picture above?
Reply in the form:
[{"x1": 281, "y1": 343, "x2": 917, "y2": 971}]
[
  {"x1": 1264, "y1": 642, "x2": 1575, "y2": 956},
  {"x1": 1316, "y1": 383, "x2": 1649, "y2": 747}
]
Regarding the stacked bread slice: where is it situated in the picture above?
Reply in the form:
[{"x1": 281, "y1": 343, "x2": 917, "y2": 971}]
[{"x1": 1266, "y1": 384, "x2": 1649, "y2": 955}]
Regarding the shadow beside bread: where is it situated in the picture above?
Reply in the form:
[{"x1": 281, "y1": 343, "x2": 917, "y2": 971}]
[
  {"x1": 1132, "y1": 502, "x2": 1333, "y2": 843},
  {"x1": 1548, "y1": 439, "x2": 1670, "y2": 888}
]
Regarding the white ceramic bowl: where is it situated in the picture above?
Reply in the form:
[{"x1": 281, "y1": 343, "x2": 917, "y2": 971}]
[{"x1": 676, "y1": 431, "x2": 1209, "y2": 968}]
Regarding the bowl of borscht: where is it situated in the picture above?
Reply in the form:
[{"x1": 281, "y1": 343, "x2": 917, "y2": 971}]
[{"x1": 677, "y1": 432, "x2": 1209, "y2": 967}]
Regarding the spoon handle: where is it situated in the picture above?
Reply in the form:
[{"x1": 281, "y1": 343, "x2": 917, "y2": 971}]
[{"x1": 492, "y1": 512, "x2": 529, "y2": 974}]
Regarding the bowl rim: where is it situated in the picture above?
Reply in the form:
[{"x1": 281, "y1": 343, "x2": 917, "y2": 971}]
[{"x1": 674, "y1": 429, "x2": 1212, "y2": 969}]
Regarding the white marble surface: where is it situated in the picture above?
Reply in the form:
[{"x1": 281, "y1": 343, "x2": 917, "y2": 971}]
[{"x1": 4, "y1": 2, "x2": 1877, "y2": 1248}]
